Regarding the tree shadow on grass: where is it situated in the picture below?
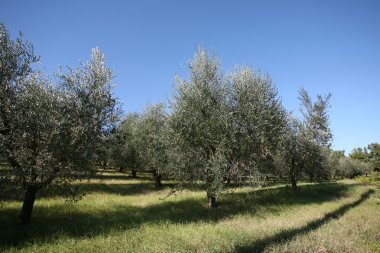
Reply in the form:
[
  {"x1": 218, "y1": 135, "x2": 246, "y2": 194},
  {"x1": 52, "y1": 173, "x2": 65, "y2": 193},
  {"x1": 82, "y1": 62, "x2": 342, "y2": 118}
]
[
  {"x1": 234, "y1": 189, "x2": 375, "y2": 253},
  {"x1": 0, "y1": 183, "x2": 358, "y2": 251}
]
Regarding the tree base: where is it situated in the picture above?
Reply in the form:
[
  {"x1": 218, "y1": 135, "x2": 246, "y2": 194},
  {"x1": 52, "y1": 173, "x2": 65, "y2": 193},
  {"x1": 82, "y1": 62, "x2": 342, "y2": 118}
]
[{"x1": 19, "y1": 187, "x2": 38, "y2": 224}]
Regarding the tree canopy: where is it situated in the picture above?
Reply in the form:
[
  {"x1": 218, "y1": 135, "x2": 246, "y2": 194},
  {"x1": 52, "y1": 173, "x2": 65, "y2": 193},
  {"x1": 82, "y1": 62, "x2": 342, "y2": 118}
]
[{"x1": 0, "y1": 24, "x2": 119, "y2": 223}]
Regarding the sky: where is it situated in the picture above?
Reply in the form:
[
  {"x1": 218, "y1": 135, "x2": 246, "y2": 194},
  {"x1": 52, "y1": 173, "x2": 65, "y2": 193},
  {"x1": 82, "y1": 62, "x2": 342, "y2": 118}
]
[{"x1": 1, "y1": 0, "x2": 379, "y2": 154}]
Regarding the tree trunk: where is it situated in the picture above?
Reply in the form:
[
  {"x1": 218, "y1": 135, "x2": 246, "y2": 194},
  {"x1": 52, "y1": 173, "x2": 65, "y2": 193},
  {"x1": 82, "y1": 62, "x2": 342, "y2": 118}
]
[
  {"x1": 153, "y1": 171, "x2": 162, "y2": 188},
  {"x1": 19, "y1": 187, "x2": 38, "y2": 224},
  {"x1": 118, "y1": 166, "x2": 124, "y2": 173},
  {"x1": 290, "y1": 175, "x2": 297, "y2": 191},
  {"x1": 131, "y1": 169, "x2": 137, "y2": 178},
  {"x1": 207, "y1": 191, "x2": 216, "y2": 208},
  {"x1": 290, "y1": 157, "x2": 298, "y2": 191},
  {"x1": 223, "y1": 176, "x2": 231, "y2": 184}
]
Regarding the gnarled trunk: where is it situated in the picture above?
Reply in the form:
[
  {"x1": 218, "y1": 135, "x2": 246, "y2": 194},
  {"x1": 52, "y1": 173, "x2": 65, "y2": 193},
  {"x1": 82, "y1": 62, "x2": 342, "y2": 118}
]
[{"x1": 19, "y1": 186, "x2": 38, "y2": 224}]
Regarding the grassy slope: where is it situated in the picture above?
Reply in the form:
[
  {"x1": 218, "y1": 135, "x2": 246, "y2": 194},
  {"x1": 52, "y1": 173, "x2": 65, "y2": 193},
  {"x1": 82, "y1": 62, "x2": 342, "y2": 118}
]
[{"x1": 0, "y1": 171, "x2": 379, "y2": 253}]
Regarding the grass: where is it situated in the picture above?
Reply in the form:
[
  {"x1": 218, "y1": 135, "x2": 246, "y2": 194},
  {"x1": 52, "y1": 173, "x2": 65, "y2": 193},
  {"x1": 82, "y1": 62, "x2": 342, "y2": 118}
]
[{"x1": 0, "y1": 170, "x2": 379, "y2": 253}]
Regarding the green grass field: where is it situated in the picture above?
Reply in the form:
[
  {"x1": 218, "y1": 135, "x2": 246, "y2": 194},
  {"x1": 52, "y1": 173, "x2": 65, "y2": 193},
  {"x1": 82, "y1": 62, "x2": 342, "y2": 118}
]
[{"x1": 1, "y1": 170, "x2": 379, "y2": 253}]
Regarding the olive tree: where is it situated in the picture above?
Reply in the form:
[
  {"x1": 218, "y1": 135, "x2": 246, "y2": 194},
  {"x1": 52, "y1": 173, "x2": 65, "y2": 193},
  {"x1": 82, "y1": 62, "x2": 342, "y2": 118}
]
[
  {"x1": 276, "y1": 88, "x2": 332, "y2": 190},
  {"x1": 367, "y1": 143, "x2": 380, "y2": 171},
  {"x1": 0, "y1": 24, "x2": 118, "y2": 224},
  {"x1": 109, "y1": 113, "x2": 140, "y2": 176},
  {"x1": 298, "y1": 88, "x2": 332, "y2": 181},
  {"x1": 337, "y1": 157, "x2": 372, "y2": 178},
  {"x1": 169, "y1": 48, "x2": 290, "y2": 206},
  {"x1": 134, "y1": 103, "x2": 169, "y2": 187},
  {"x1": 327, "y1": 150, "x2": 345, "y2": 179},
  {"x1": 276, "y1": 115, "x2": 312, "y2": 190},
  {"x1": 0, "y1": 24, "x2": 39, "y2": 202},
  {"x1": 169, "y1": 48, "x2": 230, "y2": 207},
  {"x1": 298, "y1": 88, "x2": 332, "y2": 180},
  {"x1": 228, "y1": 67, "x2": 286, "y2": 181}
]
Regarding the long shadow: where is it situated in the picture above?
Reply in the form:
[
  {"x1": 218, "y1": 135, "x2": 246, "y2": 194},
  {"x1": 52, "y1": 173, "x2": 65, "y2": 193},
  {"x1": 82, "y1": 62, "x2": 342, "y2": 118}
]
[
  {"x1": 0, "y1": 183, "x2": 354, "y2": 251},
  {"x1": 234, "y1": 189, "x2": 375, "y2": 253}
]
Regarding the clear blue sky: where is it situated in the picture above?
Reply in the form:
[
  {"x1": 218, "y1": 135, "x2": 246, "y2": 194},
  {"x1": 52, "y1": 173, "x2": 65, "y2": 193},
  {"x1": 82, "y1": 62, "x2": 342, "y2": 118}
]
[{"x1": 1, "y1": 0, "x2": 379, "y2": 154}]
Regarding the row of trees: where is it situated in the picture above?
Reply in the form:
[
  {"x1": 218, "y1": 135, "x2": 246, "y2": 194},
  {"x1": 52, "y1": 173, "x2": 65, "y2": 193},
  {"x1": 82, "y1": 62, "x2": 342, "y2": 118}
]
[
  {"x1": 1, "y1": 24, "x2": 375, "y2": 224},
  {"x1": 109, "y1": 104, "x2": 168, "y2": 187},
  {"x1": 109, "y1": 49, "x2": 335, "y2": 208},
  {"x1": 349, "y1": 143, "x2": 380, "y2": 171},
  {"x1": 110, "y1": 49, "x2": 378, "y2": 207},
  {"x1": 330, "y1": 143, "x2": 380, "y2": 178}
]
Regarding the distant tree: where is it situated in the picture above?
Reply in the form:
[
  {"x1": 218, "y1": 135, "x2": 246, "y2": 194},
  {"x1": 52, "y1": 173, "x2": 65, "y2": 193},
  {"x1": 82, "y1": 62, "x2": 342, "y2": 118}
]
[
  {"x1": 337, "y1": 157, "x2": 371, "y2": 178},
  {"x1": 349, "y1": 147, "x2": 369, "y2": 162},
  {"x1": 367, "y1": 143, "x2": 380, "y2": 171},
  {"x1": 349, "y1": 143, "x2": 380, "y2": 175},
  {"x1": 134, "y1": 103, "x2": 169, "y2": 187},
  {"x1": 169, "y1": 48, "x2": 230, "y2": 207},
  {"x1": 332, "y1": 150, "x2": 345, "y2": 159},
  {"x1": 109, "y1": 113, "x2": 140, "y2": 176},
  {"x1": 94, "y1": 135, "x2": 113, "y2": 168},
  {"x1": 328, "y1": 150, "x2": 345, "y2": 178},
  {"x1": 0, "y1": 24, "x2": 118, "y2": 224}
]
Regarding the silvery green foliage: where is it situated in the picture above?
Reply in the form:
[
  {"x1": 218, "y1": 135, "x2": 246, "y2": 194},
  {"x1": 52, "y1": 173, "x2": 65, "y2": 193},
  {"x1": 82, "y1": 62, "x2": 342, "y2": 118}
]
[
  {"x1": 1, "y1": 41, "x2": 119, "y2": 200},
  {"x1": 169, "y1": 48, "x2": 230, "y2": 201},
  {"x1": 0, "y1": 23, "x2": 39, "y2": 198},
  {"x1": 298, "y1": 88, "x2": 332, "y2": 180},
  {"x1": 275, "y1": 114, "x2": 306, "y2": 184},
  {"x1": 57, "y1": 48, "x2": 119, "y2": 145},
  {"x1": 0, "y1": 23, "x2": 39, "y2": 167},
  {"x1": 228, "y1": 67, "x2": 286, "y2": 179},
  {"x1": 134, "y1": 103, "x2": 169, "y2": 178},
  {"x1": 53, "y1": 47, "x2": 120, "y2": 186},
  {"x1": 299, "y1": 87, "x2": 332, "y2": 148},
  {"x1": 276, "y1": 88, "x2": 332, "y2": 188},
  {"x1": 168, "y1": 49, "x2": 287, "y2": 204}
]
